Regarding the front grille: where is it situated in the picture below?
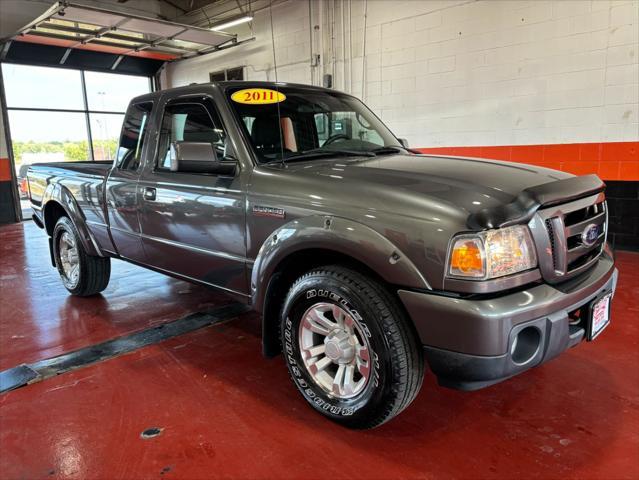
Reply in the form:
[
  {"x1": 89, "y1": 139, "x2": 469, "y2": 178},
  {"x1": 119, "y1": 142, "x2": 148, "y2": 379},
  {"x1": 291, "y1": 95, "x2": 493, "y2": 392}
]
[
  {"x1": 529, "y1": 193, "x2": 607, "y2": 284},
  {"x1": 564, "y1": 202, "x2": 604, "y2": 227}
]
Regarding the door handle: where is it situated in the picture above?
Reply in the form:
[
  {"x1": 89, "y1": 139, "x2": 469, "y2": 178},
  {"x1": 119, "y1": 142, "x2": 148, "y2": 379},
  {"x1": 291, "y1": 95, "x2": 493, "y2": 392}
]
[{"x1": 143, "y1": 187, "x2": 156, "y2": 201}]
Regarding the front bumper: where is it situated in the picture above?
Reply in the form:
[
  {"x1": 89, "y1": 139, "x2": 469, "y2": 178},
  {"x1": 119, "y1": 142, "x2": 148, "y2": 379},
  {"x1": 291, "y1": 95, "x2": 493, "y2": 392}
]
[{"x1": 398, "y1": 251, "x2": 617, "y2": 391}]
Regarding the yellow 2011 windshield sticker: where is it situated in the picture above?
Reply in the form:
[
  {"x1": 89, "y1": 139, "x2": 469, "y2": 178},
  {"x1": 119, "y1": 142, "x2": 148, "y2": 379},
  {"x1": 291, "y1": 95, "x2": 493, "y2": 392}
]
[{"x1": 231, "y1": 88, "x2": 286, "y2": 105}]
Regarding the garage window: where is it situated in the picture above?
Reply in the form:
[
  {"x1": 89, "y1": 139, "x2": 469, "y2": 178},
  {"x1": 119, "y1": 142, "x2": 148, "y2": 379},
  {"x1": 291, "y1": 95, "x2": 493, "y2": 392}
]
[
  {"x1": 209, "y1": 67, "x2": 244, "y2": 82},
  {"x1": 1, "y1": 63, "x2": 151, "y2": 216}
]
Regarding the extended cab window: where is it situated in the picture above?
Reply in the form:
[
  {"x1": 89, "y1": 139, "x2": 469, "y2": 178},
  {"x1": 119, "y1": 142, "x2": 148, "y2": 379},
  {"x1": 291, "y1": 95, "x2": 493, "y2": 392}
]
[
  {"x1": 156, "y1": 101, "x2": 228, "y2": 171},
  {"x1": 117, "y1": 101, "x2": 152, "y2": 171}
]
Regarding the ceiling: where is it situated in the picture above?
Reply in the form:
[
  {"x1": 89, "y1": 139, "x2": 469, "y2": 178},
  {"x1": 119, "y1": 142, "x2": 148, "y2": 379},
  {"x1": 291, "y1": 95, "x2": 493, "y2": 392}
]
[
  {"x1": 0, "y1": 0, "x2": 254, "y2": 75},
  {"x1": 1, "y1": 1, "x2": 241, "y2": 61}
]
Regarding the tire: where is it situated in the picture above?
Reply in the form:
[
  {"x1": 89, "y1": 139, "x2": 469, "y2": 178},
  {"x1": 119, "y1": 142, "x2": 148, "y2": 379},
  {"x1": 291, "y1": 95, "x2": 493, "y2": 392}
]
[
  {"x1": 280, "y1": 265, "x2": 424, "y2": 429},
  {"x1": 52, "y1": 216, "x2": 111, "y2": 296}
]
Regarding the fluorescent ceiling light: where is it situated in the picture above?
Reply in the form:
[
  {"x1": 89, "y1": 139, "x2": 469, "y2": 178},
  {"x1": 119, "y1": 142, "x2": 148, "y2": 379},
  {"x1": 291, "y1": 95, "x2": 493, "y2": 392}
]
[{"x1": 210, "y1": 15, "x2": 253, "y2": 31}]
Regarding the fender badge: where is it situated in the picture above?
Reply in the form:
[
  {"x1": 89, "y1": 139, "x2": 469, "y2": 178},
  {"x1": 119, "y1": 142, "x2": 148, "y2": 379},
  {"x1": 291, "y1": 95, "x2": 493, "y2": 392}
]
[{"x1": 252, "y1": 205, "x2": 285, "y2": 219}]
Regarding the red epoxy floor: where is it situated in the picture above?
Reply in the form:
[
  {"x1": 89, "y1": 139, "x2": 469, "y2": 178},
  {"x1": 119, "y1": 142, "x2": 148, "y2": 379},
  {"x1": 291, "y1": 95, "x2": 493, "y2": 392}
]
[{"x1": 1, "y1": 222, "x2": 638, "y2": 479}]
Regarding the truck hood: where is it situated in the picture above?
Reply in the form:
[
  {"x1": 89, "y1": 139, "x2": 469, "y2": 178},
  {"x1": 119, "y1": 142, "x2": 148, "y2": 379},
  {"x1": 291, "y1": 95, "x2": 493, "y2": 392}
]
[{"x1": 281, "y1": 153, "x2": 572, "y2": 215}]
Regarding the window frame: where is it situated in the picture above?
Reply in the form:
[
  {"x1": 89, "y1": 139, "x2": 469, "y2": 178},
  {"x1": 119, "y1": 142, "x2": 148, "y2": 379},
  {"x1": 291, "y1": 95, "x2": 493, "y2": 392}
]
[
  {"x1": 153, "y1": 96, "x2": 233, "y2": 174},
  {"x1": 116, "y1": 101, "x2": 154, "y2": 172},
  {"x1": 209, "y1": 66, "x2": 244, "y2": 82}
]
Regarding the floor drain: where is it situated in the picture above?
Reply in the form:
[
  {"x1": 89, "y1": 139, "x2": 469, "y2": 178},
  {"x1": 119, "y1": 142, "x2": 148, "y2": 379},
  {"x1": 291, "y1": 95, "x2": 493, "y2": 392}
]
[{"x1": 141, "y1": 427, "x2": 163, "y2": 439}]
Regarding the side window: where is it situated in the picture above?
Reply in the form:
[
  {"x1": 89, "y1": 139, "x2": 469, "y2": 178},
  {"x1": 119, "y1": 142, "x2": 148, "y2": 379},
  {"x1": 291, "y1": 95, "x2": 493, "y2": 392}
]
[
  {"x1": 156, "y1": 101, "x2": 228, "y2": 171},
  {"x1": 116, "y1": 101, "x2": 152, "y2": 171}
]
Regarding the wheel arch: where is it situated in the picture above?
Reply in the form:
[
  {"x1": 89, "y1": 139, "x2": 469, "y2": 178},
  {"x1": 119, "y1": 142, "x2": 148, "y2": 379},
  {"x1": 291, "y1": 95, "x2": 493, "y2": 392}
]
[
  {"x1": 252, "y1": 215, "x2": 430, "y2": 357},
  {"x1": 42, "y1": 184, "x2": 103, "y2": 257}
]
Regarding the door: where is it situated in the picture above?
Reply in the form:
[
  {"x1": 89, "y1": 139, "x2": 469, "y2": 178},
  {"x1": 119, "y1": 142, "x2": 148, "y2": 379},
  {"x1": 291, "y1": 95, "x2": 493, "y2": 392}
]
[
  {"x1": 105, "y1": 101, "x2": 153, "y2": 261},
  {"x1": 137, "y1": 96, "x2": 248, "y2": 295}
]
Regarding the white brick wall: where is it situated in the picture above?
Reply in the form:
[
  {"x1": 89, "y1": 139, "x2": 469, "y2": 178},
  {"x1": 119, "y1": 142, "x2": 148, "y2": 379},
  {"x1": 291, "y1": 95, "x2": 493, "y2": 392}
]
[
  {"x1": 164, "y1": 0, "x2": 312, "y2": 86},
  {"x1": 165, "y1": 0, "x2": 639, "y2": 148}
]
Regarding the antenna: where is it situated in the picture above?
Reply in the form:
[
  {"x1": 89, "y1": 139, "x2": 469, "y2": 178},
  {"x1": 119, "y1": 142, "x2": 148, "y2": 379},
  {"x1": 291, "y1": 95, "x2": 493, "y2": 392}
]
[
  {"x1": 361, "y1": 0, "x2": 368, "y2": 101},
  {"x1": 268, "y1": 0, "x2": 286, "y2": 167}
]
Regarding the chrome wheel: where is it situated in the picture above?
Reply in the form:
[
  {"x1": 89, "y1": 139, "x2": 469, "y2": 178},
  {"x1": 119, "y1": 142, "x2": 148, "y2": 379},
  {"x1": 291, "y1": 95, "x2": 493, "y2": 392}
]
[
  {"x1": 298, "y1": 302, "x2": 372, "y2": 399},
  {"x1": 58, "y1": 231, "x2": 80, "y2": 288}
]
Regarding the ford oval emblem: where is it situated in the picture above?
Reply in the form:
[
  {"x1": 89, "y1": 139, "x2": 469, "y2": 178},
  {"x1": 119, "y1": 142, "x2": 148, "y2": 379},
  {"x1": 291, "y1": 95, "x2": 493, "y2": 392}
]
[{"x1": 582, "y1": 223, "x2": 600, "y2": 247}]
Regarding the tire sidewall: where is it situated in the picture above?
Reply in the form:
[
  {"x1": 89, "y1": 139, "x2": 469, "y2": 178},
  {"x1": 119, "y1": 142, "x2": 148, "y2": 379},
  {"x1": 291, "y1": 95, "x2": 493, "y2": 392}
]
[
  {"x1": 281, "y1": 272, "x2": 395, "y2": 423},
  {"x1": 53, "y1": 217, "x2": 84, "y2": 294}
]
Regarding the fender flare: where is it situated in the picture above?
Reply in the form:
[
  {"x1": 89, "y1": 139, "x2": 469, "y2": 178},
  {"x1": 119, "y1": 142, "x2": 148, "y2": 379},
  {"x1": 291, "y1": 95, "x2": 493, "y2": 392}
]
[
  {"x1": 251, "y1": 215, "x2": 431, "y2": 314},
  {"x1": 42, "y1": 183, "x2": 103, "y2": 257}
]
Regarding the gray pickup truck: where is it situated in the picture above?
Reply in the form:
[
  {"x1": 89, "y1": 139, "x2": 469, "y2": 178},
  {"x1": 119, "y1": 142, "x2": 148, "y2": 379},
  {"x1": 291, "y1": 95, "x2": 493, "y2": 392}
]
[{"x1": 27, "y1": 81, "x2": 617, "y2": 429}]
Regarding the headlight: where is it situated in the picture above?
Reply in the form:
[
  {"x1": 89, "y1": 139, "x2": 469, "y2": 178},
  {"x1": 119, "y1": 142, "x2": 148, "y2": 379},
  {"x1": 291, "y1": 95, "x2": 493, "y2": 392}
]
[{"x1": 448, "y1": 225, "x2": 537, "y2": 280}]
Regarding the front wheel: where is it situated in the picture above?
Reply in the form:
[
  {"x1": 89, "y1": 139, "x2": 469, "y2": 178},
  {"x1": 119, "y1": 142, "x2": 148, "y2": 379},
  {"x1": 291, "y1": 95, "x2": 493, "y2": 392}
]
[
  {"x1": 52, "y1": 216, "x2": 111, "y2": 296},
  {"x1": 280, "y1": 266, "x2": 424, "y2": 429}
]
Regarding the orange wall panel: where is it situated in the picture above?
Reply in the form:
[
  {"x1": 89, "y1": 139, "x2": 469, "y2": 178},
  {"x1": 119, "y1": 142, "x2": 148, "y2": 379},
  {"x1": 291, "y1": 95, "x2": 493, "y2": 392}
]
[
  {"x1": 0, "y1": 158, "x2": 11, "y2": 182},
  {"x1": 416, "y1": 142, "x2": 639, "y2": 181}
]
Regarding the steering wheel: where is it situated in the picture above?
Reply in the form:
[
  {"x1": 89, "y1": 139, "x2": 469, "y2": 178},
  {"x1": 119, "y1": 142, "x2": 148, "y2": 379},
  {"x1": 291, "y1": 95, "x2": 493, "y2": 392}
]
[{"x1": 323, "y1": 134, "x2": 350, "y2": 145}]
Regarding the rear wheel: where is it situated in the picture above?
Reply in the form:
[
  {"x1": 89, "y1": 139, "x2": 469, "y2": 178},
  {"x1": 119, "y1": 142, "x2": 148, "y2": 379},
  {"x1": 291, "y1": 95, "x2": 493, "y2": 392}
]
[
  {"x1": 52, "y1": 216, "x2": 111, "y2": 296},
  {"x1": 280, "y1": 265, "x2": 424, "y2": 429}
]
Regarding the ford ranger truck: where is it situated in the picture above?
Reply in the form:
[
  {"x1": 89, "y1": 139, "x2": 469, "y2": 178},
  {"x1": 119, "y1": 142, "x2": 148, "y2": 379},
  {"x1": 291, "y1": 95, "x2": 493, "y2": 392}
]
[{"x1": 27, "y1": 82, "x2": 617, "y2": 429}]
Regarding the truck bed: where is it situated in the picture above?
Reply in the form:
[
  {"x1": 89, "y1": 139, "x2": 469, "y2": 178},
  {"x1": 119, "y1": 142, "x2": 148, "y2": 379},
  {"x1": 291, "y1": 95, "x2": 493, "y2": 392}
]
[{"x1": 27, "y1": 161, "x2": 113, "y2": 224}]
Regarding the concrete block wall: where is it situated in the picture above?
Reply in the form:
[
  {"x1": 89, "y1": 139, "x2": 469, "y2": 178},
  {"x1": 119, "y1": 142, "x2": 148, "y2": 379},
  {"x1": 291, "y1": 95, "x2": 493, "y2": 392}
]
[
  {"x1": 165, "y1": 1, "x2": 637, "y2": 172},
  {"x1": 347, "y1": 0, "x2": 638, "y2": 177},
  {"x1": 164, "y1": 0, "x2": 638, "y2": 247},
  {"x1": 164, "y1": 0, "x2": 313, "y2": 86}
]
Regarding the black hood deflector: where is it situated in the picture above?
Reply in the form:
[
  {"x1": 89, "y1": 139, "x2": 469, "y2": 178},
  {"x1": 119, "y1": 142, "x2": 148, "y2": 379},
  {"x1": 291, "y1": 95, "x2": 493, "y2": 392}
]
[{"x1": 467, "y1": 174, "x2": 605, "y2": 230}]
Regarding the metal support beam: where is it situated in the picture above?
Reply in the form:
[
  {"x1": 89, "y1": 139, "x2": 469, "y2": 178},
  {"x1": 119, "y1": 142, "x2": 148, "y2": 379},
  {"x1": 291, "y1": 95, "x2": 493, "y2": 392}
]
[
  {"x1": 111, "y1": 55, "x2": 124, "y2": 70},
  {"x1": 80, "y1": 71, "x2": 95, "y2": 162},
  {"x1": 34, "y1": 24, "x2": 201, "y2": 53},
  {"x1": 187, "y1": 36, "x2": 254, "y2": 58},
  {"x1": 0, "y1": 41, "x2": 12, "y2": 61},
  {"x1": 0, "y1": 67, "x2": 24, "y2": 222},
  {"x1": 68, "y1": 18, "x2": 130, "y2": 49},
  {"x1": 59, "y1": 47, "x2": 73, "y2": 64},
  {"x1": 120, "y1": 27, "x2": 189, "y2": 56}
]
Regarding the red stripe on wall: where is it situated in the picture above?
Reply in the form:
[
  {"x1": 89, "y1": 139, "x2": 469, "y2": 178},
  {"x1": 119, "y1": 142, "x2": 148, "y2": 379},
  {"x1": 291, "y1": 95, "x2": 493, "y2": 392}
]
[
  {"x1": 0, "y1": 158, "x2": 11, "y2": 182},
  {"x1": 416, "y1": 141, "x2": 639, "y2": 181}
]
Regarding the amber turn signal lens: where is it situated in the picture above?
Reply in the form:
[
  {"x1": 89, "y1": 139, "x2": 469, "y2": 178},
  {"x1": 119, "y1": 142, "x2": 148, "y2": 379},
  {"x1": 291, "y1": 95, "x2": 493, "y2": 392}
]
[
  {"x1": 447, "y1": 226, "x2": 537, "y2": 280},
  {"x1": 450, "y1": 239, "x2": 485, "y2": 277}
]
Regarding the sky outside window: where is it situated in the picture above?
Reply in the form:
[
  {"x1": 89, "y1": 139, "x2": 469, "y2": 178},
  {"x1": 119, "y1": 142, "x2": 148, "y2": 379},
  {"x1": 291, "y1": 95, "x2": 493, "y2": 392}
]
[
  {"x1": 2, "y1": 63, "x2": 150, "y2": 158},
  {"x1": 85, "y1": 71, "x2": 150, "y2": 112},
  {"x1": 2, "y1": 64, "x2": 84, "y2": 110}
]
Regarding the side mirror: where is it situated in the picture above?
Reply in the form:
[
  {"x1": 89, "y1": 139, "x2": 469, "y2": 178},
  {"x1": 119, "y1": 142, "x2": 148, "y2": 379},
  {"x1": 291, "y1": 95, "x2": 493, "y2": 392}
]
[
  {"x1": 171, "y1": 141, "x2": 236, "y2": 176},
  {"x1": 398, "y1": 138, "x2": 409, "y2": 149}
]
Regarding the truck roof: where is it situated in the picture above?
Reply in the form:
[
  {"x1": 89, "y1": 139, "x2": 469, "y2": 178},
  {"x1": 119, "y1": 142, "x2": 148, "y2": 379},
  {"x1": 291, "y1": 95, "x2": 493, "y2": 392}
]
[{"x1": 130, "y1": 81, "x2": 340, "y2": 105}]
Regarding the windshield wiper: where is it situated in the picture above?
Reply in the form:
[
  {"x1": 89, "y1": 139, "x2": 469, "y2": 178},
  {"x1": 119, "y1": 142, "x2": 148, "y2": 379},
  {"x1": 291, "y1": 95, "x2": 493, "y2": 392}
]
[{"x1": 265, "y1": 149, "x2": 374, "y2": 164}]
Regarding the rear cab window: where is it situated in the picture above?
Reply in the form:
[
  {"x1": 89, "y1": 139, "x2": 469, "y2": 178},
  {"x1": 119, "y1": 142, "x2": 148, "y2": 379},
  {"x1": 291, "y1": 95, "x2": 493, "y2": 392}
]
[{"x1": 116, "y1": 101, "x2": 153, "y2": 171}]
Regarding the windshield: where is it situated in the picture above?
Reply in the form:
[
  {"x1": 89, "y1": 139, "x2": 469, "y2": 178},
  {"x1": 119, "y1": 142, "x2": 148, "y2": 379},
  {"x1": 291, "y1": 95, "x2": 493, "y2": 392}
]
[{"x1": 226, "y1": 85, "x2": 403, "y2": 163}]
